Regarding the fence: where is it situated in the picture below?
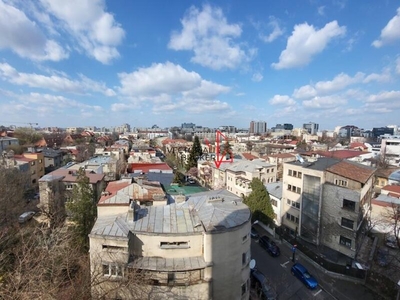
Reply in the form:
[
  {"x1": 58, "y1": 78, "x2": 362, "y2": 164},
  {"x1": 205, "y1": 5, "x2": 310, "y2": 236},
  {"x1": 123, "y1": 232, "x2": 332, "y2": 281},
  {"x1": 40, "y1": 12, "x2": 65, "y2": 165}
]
[{"x1": 278, "y1": 229, "x2": 366, "y2": 279}]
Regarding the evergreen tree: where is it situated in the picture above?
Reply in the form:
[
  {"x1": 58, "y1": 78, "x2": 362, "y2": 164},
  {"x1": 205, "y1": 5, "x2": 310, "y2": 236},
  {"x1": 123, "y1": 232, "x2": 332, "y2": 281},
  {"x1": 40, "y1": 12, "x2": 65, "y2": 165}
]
[
  {"x1": 186, "y1": 136, "x2": 203, "y2": 171},
  {"x1": 66, "y1": 168, "x2": 97, "y2": 251},
  {"x1": 243, "y1": 178, "x2": 275, "y2": 227},
  {"x1": 222, "y1": 140, "x2": 233, "y2": 159}
]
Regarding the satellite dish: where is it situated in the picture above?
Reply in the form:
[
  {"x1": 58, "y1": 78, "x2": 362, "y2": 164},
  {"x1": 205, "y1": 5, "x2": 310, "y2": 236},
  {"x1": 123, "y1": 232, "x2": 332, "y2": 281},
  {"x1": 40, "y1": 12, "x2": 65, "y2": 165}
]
[{"x1": 249, "y1": 259, "x2": 256, "y2": 270}]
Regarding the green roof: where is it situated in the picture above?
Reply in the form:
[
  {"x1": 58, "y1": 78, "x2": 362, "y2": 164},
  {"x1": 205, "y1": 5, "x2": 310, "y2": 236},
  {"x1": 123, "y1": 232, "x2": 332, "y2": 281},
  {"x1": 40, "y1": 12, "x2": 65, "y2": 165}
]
[{"x1": 167, "y1": 184, "x2": 209, "y2": 195}]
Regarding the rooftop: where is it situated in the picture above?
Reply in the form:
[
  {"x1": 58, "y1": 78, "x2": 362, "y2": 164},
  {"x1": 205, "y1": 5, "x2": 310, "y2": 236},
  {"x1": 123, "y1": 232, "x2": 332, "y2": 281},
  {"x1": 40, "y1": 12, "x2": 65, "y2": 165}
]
[
  {"x1": 219, "y1": 158, "x2": 274, "y2": 173},
  {"x1": 128, "y1": 162, "x2": 172, "y2": 174},
  {"x1": 287, "y1": 157, "x2": 340, "y2": 171},
  {"x1": 326, "y1": 160, "x2": 375, "y2": 184},
  {"x1": 316, "y1": 150, "x2": 370, "y2": 159},
  {"x1": 130, "y1": 189, "x2": 250, "y2": 234},
  {"x1": 42, "y1": 168, "x2": 105, "y2": 184},
  {"x1": 265, "y1": 182, "x2": 282, "y2": 199}
]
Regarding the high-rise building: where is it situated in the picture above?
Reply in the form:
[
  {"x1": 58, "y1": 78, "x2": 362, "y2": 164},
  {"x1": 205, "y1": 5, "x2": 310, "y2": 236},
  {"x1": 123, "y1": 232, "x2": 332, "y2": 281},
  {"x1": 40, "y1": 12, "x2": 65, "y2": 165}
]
[
  {"x1": 249, "y1": 121, "x2": 267, "y2": 134},
  {"x1": 303, "y1": 122, "x2": 319, "y2": 135}
]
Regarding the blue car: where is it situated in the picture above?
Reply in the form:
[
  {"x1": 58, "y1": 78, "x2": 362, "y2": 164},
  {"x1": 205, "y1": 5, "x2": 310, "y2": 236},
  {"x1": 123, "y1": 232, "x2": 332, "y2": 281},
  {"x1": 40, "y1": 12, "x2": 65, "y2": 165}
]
[{"x1": 291, "y1": 263, "x2": 318, "y2": 289}]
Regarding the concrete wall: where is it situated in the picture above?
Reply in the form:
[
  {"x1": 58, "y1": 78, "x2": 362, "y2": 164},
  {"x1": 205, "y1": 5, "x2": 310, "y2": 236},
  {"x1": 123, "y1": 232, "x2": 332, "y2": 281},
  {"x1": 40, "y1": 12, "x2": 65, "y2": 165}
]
[
  {"x1": 132, "y1": 233, "x2": 203, "y2": 258},
  {"x1": 203, "y1": 220, "x2": 251, "y2": 300},
  {"x1": 321, "y1": 184, "x2": 360, "y2": 258}
]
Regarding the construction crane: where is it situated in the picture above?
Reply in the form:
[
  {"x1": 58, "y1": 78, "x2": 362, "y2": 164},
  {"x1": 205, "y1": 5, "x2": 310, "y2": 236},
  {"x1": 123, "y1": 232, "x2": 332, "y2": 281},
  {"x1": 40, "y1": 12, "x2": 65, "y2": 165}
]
[{"x1": 4, "y1": 121, "x2": 39, "y2": 128}]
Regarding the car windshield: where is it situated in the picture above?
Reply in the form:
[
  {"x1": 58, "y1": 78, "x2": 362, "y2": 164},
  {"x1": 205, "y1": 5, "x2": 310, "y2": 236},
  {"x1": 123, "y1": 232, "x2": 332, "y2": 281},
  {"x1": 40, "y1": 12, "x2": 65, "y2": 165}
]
[{"x1": 303, "y1": 272, "x2": 311, "y2": 279}]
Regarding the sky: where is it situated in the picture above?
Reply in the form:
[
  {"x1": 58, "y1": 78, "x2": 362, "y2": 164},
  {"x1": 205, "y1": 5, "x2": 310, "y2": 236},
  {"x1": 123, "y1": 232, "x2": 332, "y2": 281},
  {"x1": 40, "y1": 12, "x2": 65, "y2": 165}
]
[{"x1": 0, "y1": 0, "x2": 400, "y2": 131}]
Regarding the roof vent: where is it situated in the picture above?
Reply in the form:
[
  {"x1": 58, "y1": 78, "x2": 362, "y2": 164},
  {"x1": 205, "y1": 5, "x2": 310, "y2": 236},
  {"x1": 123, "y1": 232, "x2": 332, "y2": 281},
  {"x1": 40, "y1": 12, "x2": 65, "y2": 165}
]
[{"x1": 207, "y1": 196, "x2": 224, "y2": 203}]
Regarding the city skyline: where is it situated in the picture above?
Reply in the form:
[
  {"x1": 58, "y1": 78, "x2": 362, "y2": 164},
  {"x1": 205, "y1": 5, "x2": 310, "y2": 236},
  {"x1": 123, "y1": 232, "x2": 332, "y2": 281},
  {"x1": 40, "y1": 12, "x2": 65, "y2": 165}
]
[{"x1": 1, "y1": 1, "x2": 400, "y2": 129}]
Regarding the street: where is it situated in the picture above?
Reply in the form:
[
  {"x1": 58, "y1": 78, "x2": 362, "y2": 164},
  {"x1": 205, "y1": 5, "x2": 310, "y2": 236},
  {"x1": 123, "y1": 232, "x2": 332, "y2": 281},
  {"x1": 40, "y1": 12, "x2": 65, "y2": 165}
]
[
  {"x1": 251, "y1": 228, "x2": 382, "y2": 300},
  {"x1": 251, "y1": 238, "x2": 333, "y2": 300}
]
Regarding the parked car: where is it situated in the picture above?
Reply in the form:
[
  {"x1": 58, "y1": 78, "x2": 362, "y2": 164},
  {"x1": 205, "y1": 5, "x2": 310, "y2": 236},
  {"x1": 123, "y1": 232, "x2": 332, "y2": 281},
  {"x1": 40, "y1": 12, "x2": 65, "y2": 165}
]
[
  {"x1": 251, "y1": 227, "x2": 260, "y2": 240},
  {"x1": 188, "y1": 179, "x2": 196, "y2": 184},
  {"x1": 250, "y1": 269, "x2": 277, "y2": 300},
  {"x1": 376, "y1": 247, "x2": 389, "y2": 267},
  {"x1": 18, "y1": 211, "x2": 35, "y2": 224},
  {"x1": 259, "y1": 236, "x2": 280, "y2": 257},
  {"x1": 291, "y1": 263, "x2": 318, "y2": 289},
  {"x1": 385, "y1": 235, "x2": 399, "y2": 249}
]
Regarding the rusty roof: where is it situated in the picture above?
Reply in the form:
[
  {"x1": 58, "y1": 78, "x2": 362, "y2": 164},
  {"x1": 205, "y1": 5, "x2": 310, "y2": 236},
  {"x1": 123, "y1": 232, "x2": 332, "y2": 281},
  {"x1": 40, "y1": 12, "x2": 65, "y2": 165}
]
[{"x1": 326, "y1": 160, "x2": 376, "y2": 184}]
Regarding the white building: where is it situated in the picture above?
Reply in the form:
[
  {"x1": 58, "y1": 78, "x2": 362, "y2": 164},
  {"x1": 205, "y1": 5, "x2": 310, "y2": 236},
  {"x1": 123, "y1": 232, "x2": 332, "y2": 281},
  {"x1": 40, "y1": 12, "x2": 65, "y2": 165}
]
[
  {"x1": 381, "y1": 135, "x2": 400, "y2": 166},
  {"x1": 265, "y1": 182, "x2": 282, "y2": 226},
  {"x1": 212, "y1": 159, "x2": 277, "y2": 197},
  {"x1": 89, "y1": 189, "x2": 252, "y2": 300}
]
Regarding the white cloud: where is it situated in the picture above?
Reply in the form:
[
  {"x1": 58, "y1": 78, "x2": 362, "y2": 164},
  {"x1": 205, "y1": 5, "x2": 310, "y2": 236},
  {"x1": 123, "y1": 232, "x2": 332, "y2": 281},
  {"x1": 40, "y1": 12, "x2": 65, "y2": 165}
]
[
  {"x1": 366, "y1": 90, "x2": 400, "y2": 103},
  {"x1": 182, "y1": 80, "x2": 230, "y2": 99},
  {"x1": 168, "y1": 4, "x2": 255, "y2": 70},
  {"x1": 363, "y1": 69, "x2": 391, "y2": 83},
  {"x1": 0, "y1": 62, "x2": 115, "y2": 96},
  {"x1": 118, "y1": 62, "x2": 202, "y2": 97},
  {"x1": 269, "y1": 95, "x2": 296, "y2": 106},
  {"x1": 372, "y1": 7, "x2": 400, "y2": 48},
  {"x1": 302, "y1": 95, "x2": 347, "y2": 109},
  {"x1": 272, "y1": 21, "x2": 346, "y2": 69},
  {"x1": 314, "y1": 72, "x2": 364, "y2": 94},
  {"x1": 292, "y1": 85, "x2": 317, "y2": 99},
  {"x1": 0, "y1": 1, "x2": 68, "y2": 61},
  {"x1": 39, "y1": 0, "x2": 125, "y2": 64},
  {"x1": 252, "y1": 72, "x2": 263, "y2": 82},
  {"x1": 258, "y1": 17, "x2": 284, "y2": 43},
  {"x1": 293, "y1": 71, "x2": 391, "y2": 99}
]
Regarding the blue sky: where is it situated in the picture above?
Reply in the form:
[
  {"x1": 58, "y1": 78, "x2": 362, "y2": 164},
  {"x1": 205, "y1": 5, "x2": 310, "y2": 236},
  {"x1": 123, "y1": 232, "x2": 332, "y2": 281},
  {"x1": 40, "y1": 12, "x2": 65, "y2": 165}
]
[{"x1": 0, "y1": 0, "x2": 400, "y2": 131}]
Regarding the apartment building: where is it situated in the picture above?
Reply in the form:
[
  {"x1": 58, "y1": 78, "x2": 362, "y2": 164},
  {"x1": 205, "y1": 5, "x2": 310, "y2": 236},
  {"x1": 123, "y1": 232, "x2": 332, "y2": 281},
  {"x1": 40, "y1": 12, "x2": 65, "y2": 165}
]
[
  {"x1": 381, "y1": 135, "x2": 400, "y2": 166},
  {"x1": 89, "y1": 189, "x2": 251, "y2": 300},
  {"x1": 212, "y1": 159, "x2": 277, "y2": 197},
  {"x1": 282, "y1": 157, "x2": 376, "y2": 260}
]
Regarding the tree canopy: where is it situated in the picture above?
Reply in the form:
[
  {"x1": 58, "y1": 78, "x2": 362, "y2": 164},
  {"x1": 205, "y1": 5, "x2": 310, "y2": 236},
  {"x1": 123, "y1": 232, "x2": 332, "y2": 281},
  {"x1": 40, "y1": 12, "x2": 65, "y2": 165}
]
[
  {"x1": 243, "y1": 178, "x2": 275, "y2": 227},
  {"x1": 66, "y1": 168, "x2": 96, "y2": 251},
  {"x1": 186, "y1": 136, "x2": 203, "y2": 171},
  {"x1": 13, "y1": 127, "x2": 43, "y2": 146}
]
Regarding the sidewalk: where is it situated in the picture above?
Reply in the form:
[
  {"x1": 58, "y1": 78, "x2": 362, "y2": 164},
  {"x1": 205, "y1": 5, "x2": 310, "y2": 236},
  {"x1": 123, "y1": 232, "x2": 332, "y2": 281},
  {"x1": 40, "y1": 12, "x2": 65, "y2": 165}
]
[{"x1": 252, "y1": 223, "x2": 384, "y2": 300}]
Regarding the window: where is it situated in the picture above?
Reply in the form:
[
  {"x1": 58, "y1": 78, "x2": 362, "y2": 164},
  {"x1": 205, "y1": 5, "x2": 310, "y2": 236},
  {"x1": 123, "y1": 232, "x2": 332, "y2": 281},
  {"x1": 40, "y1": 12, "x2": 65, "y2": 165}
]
[
  {"x1": 160, "y1": 241, "x2": 189, "y2": 249},
  {"x1": 242, "y1": 233, "x2": 249, "y2": 243},
  {"x1": 339, "y1": 236, "x2": 352, "y2": 248},
  {"x1": 102, "y1": 245, "x2": 125, "y2": 251},
  {"x1": 298, "y1": 172, "x2": 302, "y2": 178},
  {"x1": 30, "y1": 161, "x2": 35, "y2": 166},
  {"x1": 241, "y1": 279, "x2": 249, "y2": 296},
  {"x1": 293, "y1": 171, "x2": 297, "y2": 177},
  {"x1": 102, "y1": 263, "x2": 124, "y2": 278},
  {"x1": 335, "y1": 179, "x2": 348, "y2": 187},
  {"x1": 341, "y1": 218, "x2": 354, "y2": 230},
  {"x1": 286, "y1": 213, "x2": 299, "y2": 224},
  {"x1": 291, "y1": 201, "x2": 300, "y2": 209},
  {"x1": 343, "y1": 199, "x2": 356, "y2": 211},
  {"x1": 288, "y1": 170, "x2": 293, "y2": 176},
  {"x1": 288, "y1": 184, "x2": 301, "y2": 194},
  {"x1": 271, "y1": 199, "x2": 278, "y2": 207},
  {"x1": 66, "y1": 184, "x2": 73, "y2": 190},
  {"x1": 242, "y1": 250, "x2": 250, "y2": 266}
]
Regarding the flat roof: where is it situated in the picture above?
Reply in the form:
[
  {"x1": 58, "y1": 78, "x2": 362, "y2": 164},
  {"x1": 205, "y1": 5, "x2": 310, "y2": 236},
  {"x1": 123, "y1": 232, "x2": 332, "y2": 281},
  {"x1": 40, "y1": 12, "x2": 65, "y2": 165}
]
[
  {"x1": 130, "y1": 189, "x2": 250, "y2": 234},
  {"x1": 129, "y1": 256, "x2": 208, "y2": 271}
]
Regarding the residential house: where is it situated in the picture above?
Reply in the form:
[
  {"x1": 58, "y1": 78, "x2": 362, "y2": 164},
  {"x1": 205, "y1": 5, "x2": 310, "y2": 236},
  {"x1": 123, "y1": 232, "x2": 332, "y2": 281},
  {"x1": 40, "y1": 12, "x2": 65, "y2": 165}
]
[
  {"x1": 374, "y1": 167, "x2": 400, "y2": 193},
  {"x1": 89, "y1": 189, "x2": 252, "y2": 300},
  {"x1": 281, "y1": 158, "x2": 376, "y2": 261},
  {"x1": 265, "y1": 182, "x2": 283, "y2": 226},
  {"x1": 39, "y1": 147, "x2": 64, "y2": 172},
  {"x1": 212, "y1": 159, "x2": 277, "y2": 197},
  {"x1": 67, "y1": 155, "x2": 123, "y2": 182},
  {"x1": 22, "y1": 151, "x2": 45, "y2": 182},
  {"x1": 110, "y1": 140, "x2": 130, "y2": 154},
  {"x1": 0, "y1": 136, "x2": 19, "y2": 153},
  {"x1": 262, "y1": 153, "x2": 296, "y2": 180},
  {"x1": 371, "y1": 185, "x2": 400, "y2": 236},
  {"x1": 38, "y1": 168, "x2": 105, "y2": 227}
]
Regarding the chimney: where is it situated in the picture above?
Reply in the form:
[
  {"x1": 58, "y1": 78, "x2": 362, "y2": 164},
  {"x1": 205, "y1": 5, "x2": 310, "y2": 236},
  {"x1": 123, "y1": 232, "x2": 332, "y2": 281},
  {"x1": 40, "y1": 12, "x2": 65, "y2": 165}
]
[{"x1": 128, "y1": 201, "x2": 135, "y2": 221}]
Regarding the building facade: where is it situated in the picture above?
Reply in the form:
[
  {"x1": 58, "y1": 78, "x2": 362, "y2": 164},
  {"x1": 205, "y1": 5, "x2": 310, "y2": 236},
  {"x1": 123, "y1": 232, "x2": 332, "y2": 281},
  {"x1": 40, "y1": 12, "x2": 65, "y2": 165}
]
[
  {"x1": 89, "y1": 189, "x2": 252, "y2": 300},
  {"x1": 303, "y1": 122, "x2": 319, "y2": 135},
  {"x1": 249, "y1": 121, "x2": 267, "y2": 135},
  {"x1": 281, "y1": 157, "x2": 375, "y2": 260}
]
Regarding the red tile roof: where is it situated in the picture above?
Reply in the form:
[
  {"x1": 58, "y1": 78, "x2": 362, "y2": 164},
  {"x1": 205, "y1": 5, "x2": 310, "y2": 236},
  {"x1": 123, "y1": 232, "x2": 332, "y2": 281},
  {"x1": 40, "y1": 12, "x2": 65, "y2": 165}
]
[
  {"x1": 326, "y1": 160, "x2": 375, "y2": 184},
  {"x1": 49, "y1": 168, "x2": 105, "y2": 184},
  {"x1": 241, "y1": 153, "x2": 258, "y2": 160},
  {"x1": 98, "y1": 181, "x2": 132, "y2": 204},
  {"x1": 382, "y1": 185, "x2": 400, "y2": 196},
  {"x1": 349, "y1": 142, "x2": 367, "y2": 150},
  {"x1": 128, "y1": 163, "x2": 172, "y2": 173},
  {"x1": 316, "y1": 150, "x2": 369, "y2": 159}
]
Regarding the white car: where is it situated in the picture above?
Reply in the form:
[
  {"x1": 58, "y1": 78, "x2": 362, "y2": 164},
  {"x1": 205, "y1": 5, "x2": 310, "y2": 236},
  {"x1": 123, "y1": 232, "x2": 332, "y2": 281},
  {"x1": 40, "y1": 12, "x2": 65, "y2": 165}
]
[{"x1": 18, "y1": 211, "x2": 35, "y2": 224}]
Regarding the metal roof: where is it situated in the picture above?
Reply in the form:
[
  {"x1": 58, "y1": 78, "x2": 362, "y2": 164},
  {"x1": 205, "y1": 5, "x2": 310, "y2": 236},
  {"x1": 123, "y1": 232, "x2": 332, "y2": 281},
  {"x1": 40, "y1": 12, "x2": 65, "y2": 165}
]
[
  {"x1": 90, "y1": 214, "x2": 130, "y2": 238},
  {"x1": 265, "y1": 182, "x2": 282, "y2": 199},
  {"x1": 130, "y1": 189, "x2": 250, "y2": 234},
  {"x1": 129, "y1": 256, "x2": 208, "y2": 271}
]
